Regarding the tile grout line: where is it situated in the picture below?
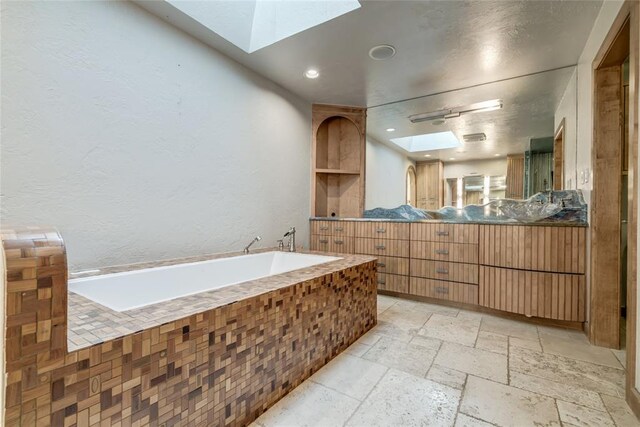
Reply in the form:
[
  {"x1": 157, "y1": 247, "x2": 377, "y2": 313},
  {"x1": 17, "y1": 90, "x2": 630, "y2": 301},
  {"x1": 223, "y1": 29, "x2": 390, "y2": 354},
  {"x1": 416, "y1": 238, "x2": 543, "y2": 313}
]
[{"x1": 340, "y1": 365, "x2": 391, "y2": 427}]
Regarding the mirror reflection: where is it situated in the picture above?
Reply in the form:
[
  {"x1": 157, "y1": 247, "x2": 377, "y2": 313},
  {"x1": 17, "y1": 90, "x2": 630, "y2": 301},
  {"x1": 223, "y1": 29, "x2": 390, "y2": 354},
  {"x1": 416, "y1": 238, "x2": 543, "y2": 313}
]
[{"x1": 365, "y1": 66, "x2": 576, "y2": 209}]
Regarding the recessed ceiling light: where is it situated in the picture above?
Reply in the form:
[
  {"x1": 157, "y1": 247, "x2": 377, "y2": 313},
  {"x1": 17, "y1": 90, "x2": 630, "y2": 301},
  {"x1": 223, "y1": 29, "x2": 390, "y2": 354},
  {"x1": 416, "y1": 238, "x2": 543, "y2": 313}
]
[
  {"x1": 449, "y1": 157, "x2": 455, "y2": 160},
  {"x1": 424, "y1": 154, "x2": 431, "y2": 157},
  {"x1": 386, "y1": 128, "x2": 396, "y2": 132},
  {"x1": 369, "y1": 45, "x2": 396, "y2": 60},
  {"x1": 494, "y1": 153, "x2": 501, "y2": 157},
  {"x1": 304, "y1": 69, "x2": 319, "y2": 79}
]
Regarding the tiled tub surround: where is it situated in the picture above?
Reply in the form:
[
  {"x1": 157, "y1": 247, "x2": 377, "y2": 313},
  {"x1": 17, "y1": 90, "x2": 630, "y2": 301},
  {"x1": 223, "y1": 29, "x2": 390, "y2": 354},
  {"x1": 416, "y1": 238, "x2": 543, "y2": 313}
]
[{"x1": 2, "y1": 227, "x2": 377, "y2": 426}]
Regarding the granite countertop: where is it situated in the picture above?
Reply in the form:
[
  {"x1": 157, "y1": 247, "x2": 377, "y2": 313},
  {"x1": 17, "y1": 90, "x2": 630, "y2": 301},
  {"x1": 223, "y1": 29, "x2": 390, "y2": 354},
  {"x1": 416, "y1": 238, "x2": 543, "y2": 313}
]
[
  {"x1": 309, "y1": 217, "x2": 589, "y2": 227},
  {"x1": 67, "y1": 248, "x2": 376, "y2": 351}
]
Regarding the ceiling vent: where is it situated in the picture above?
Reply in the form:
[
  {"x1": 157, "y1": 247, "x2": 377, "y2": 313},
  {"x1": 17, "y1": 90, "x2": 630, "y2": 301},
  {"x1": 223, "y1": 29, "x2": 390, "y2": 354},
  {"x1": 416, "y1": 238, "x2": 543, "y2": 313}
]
[
  {"x1": 463, "y1": 133, "x2": 487, "y2": 143},
  {"x1": 369, "y1": 45, "x2": 396, "y2": 60}
]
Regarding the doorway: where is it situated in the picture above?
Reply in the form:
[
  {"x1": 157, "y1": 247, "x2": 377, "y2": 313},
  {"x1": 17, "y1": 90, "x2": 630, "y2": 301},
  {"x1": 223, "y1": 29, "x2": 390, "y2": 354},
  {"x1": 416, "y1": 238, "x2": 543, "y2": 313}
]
[{"x1": 590, "y1": 0, "x2": 640, "y2": 417}]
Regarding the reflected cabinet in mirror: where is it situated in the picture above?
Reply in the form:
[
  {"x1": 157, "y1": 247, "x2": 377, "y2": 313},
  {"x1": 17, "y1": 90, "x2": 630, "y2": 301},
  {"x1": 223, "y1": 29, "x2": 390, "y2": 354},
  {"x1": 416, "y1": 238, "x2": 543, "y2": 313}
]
[{"x1": 365, "y1": 67, "x2": 577, "y2": 210}]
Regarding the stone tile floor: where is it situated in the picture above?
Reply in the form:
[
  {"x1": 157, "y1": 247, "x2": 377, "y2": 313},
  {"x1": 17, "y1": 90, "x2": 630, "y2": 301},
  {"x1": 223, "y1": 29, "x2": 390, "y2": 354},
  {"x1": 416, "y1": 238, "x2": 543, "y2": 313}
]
[{"x1": 252, "y1": 295, "x2": 640, "y2": 427}]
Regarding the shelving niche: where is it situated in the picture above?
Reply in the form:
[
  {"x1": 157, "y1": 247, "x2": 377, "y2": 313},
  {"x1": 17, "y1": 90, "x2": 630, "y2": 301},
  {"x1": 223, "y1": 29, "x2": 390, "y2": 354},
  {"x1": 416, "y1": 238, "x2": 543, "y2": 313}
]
[{"x1": 311, "y1": 104, "x2": 366, "y2": 218}]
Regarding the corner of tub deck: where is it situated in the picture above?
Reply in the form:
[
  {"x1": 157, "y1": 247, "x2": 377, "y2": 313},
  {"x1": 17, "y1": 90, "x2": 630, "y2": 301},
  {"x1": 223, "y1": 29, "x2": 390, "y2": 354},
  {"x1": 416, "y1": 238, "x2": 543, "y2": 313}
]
[{"x1": 1, "y1": 227, "x2": 69, "y2": 424}]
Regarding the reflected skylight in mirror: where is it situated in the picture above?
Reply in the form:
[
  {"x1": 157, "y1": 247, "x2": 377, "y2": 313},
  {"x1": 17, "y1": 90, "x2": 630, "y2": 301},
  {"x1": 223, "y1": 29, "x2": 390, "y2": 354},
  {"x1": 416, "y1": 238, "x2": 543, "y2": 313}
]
[
  {"x1": 167, "y1": 0, "x2": 361, "y2": 53},
  {"x1": 390, "y1": 131, "x2": 462, "y2": 153}
]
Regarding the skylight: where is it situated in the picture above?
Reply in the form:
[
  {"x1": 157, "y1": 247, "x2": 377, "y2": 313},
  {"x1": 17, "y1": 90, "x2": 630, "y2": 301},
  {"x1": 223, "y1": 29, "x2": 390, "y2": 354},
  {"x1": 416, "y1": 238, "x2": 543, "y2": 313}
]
[
  {"x1": 167, "y1": 0, "x2": 361, "y2": 53},
  {"x1": 390, "y1": 131, "x2": 462, "y2": 153}
]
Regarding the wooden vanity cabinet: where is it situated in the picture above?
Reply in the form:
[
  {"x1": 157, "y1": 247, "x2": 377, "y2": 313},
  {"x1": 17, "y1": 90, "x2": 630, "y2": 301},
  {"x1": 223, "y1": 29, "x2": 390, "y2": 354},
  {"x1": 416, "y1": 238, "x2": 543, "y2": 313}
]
[
  {"x1": 478, "y1": 225, "x2": 587, "y2": 322},
  {"x1": 309, "y1": 219, "x2": 588, "y2": 325},
  {"x1": 409, "y1": 223, "x2": 479, "y2": 304}
]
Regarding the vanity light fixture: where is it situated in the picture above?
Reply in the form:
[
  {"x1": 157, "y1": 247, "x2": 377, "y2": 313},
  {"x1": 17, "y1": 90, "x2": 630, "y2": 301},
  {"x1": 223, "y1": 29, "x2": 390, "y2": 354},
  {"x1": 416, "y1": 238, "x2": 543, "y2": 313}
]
[
  {"x1": 409, "y1": 99, "x2": 503, "y2": 124},
  {"x1": 304, "y1": 69, "x2": 320, "y2": 79},
  {"x1": 386, "y1": 128, "x2": 396, "y2": 132}
]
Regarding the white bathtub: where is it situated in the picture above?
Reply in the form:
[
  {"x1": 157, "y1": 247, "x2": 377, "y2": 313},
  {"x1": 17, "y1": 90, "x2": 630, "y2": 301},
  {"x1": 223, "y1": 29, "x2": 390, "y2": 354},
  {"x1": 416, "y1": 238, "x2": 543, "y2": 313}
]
[{"x1": 68, "y1": 251, "x2": 341, "y2": 312}]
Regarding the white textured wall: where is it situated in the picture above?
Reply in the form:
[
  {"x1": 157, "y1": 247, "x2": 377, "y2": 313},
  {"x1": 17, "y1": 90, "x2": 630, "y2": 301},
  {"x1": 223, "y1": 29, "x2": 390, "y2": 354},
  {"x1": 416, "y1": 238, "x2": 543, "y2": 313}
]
[
  {"x1": 554, "y1": 68, "x2": 578, "y2": 190},
  {"x1": 365, "y1": 138, "x2": 414, "y2": 209},
  {"x1": 0, "y1": 1, "x2": 311, "y2": 270}
]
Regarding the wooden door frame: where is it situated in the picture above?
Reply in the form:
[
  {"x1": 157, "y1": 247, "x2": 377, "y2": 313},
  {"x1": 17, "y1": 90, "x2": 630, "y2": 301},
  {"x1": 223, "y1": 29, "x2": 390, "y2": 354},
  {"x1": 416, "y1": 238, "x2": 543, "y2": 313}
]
[
  {"x1": 590, "y1": 0, "x2": 640, "y2": 417},
  {"x1": 554, "y1": 119, "x2": 565, "y2": 190}
]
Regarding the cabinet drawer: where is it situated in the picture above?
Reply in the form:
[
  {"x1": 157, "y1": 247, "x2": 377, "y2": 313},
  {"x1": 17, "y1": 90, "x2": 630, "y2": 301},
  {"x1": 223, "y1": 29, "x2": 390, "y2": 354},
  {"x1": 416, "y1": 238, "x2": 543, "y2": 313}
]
[
  {"x1": 411, "y1": 223, "x2": 479, "y2": 244},
  {"x1": 479, "y1": 266, "x2": 585, "y2": 322},
  {"x1": 310, "y1": 235, "x2": 354, "y2": 254},
  {"x1": 479, "y1": 225, "x2": 586, "y2": 274},
  {"x1": 330, "y1": 222, "x2": 354, "y2": 236},
  {"x1": 410, "y1": 259, "x2": 478, "y2": 284},
  {"x1": 375, "y1": 256, "x2": 409, "y2": 276},
  {"x1": 410, "y1": 277, "x2": 478, "y2": 304},
  {"x1": 411, "y1": 241, "x2": 479, "y2": 263},
  {"x1": 354, "y1": 222, "x2": 410, "y2": 240},
  {"x1": 377, "y1": 273, "x2": 409, "y2": 293},
  {"x1": 354, "y1": 238, "x2": 410, "y2": 257},
  {"x1": 311, "y1": 221, "x2": 332, "y2": 235}
]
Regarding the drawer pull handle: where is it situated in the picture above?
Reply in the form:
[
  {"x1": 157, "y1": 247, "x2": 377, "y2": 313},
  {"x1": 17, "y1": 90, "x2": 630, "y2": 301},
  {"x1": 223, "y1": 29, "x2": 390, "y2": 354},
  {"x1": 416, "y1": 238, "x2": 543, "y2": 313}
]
[
  {"x1": 319, "y1": 239, "x2": 329, "y2": 244},
  {"x1": 320, "y1": 226, "x2": 329, "y2": 231},
  {"x1": 377, "y1": 262, "x2": 386, "y2": 268},
  {"x1": 334, "y1": 240, "x2": 344, "y2": 245},
  {"x1": 436, "y1": 231, "x2": 449, "y2": 236},
  {"x1": 376, "y1": 228, "x2": 386, "y2": 233},
  {"x1": 435, "y1": 249, "x2": 449, "y2": 255},
  {"x1": 436, "y1": 268, "x2": 449, "y2": 274},
  {"x1": 435, "y1": 286, "x2": 449, "y2": 294},
  {"x1": 375, "y1": 245, "x2": 386, "y2": 250},
  {"x1": 335, "y1": 227, "x2": 344, "y2": 232}
]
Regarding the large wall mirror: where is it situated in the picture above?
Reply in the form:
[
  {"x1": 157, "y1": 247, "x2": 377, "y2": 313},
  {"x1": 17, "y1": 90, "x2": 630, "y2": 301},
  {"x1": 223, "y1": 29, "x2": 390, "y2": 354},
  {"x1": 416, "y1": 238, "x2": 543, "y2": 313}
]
[{"x1": 365, "y1": 66, "x2": 577, "y2": 210}]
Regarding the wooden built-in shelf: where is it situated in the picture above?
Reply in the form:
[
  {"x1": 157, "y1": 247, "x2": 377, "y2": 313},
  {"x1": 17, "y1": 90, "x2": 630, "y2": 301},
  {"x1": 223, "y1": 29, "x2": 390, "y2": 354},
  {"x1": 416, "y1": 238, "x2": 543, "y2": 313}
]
[
  {"x1": 315, "y1": 169, "x2": 361, "y2": 175},
  {"x1": 311, "y1": 104, "x2": 366, "y2": 218}
]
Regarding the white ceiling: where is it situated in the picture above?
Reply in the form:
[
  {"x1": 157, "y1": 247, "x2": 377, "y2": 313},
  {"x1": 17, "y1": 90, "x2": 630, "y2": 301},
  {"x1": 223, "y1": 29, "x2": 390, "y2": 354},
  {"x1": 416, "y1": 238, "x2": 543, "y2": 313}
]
[
  {"x1": 135, "y1": 0, "x2": 601, "y2": 162},
  {"x1": 367, "y1": 66, "x2": 576, "y2": 162},
  {"x1": 136, "y1": 0, "x2": 602, "y2": 107}
]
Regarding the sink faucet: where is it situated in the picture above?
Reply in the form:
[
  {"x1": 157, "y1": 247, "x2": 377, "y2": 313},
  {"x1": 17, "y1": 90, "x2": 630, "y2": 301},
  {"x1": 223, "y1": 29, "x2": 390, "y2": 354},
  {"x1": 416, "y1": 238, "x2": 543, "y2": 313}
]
[
  {"x1": 243, "y1": 236, "x2": 261, "y2": 254},
  {"x1": 283, "y1": 227, "x2": 296, "y2": 252}
]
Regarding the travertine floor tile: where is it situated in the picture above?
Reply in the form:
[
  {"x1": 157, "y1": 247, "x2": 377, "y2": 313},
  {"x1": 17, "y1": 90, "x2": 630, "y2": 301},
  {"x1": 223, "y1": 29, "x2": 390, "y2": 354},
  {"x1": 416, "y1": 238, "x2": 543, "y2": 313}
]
[
  {"x1": 539, "y1": 333, "x2": 623, "y2": 369},
  {"x1": 557, "y1": 400, "x2": 615, "y2": 427},
  {"x1": 427, "y1": 364, "x2": 467, "y2": 390},
  {"x1": 419, "y1": 313, "x2": 480, "y2": 347},
  {"x1": 355, "y1": 331, "x2": 382, "y2": 346},
  {"x1": 538, "y1": 325, "x2": 589, "y2": 343},
  {"x1": 368, "y1": 320, "x2": 415, "y2": 342},
  {"x1": 600, "y1": 394, "x2": 640, "y2": 427},
  {"x1": 310, "y1": 353, "x2": 387, "y2": 400},
  {"x1": 344, "y1": 341, "x2": 372, "y2": 357},
  {"x1": 481, "y1": 315, "x2": 539, "y2": 340},
  {"x1": 363, "y1": 336, "x2": 438, "y2": 377},
  {"x1": 454, "y1": 413, "x2": 494, "y2": 427},
  {"x1": 612, "y1": 348, "x2": 627, "y2": 368},
  {"x1": 434, "y1": 342, "x2": 508, "y2": 383},
  {"x1": 409, "y1": 334, "x2": 443, "y2": 350},
  {"x1": 509, "y1": 336, "x2": 542, "y2": 352},
  {"x1": 509, "y1": 346, "x2": 625, "y2": 398},
  {"x1": 475, "y1": 330, "x2": 508, "y2": 355},
  {"x1": 346, "y1": 369, "x2": 460, "y2": 427},
  {"x1": 378, "y1": 304, "x2": 431, "y2": 329},
  {"x1": 460, "y1": 376, "x2": 560, "y2": 427},
  {"x1": 509, "y1": 371, "x2": 605, "y2": 411},
  {"x1": 255, "y1": 381, "x2": 360, "y2": 427},
  {"x1": 376, "y1": 295, "x2": 397, "y2": 313}
]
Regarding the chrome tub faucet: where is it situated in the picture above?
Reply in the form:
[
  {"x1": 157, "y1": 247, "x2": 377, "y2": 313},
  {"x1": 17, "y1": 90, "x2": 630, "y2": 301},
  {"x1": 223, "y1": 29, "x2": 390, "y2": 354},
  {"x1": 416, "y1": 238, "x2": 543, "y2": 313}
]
[
  {"x1": 243, "y1": 236, "x2": 261, "y2": 253},
  {"x1": 283, "y1": 227, "x2": 296, "y2": 252}
]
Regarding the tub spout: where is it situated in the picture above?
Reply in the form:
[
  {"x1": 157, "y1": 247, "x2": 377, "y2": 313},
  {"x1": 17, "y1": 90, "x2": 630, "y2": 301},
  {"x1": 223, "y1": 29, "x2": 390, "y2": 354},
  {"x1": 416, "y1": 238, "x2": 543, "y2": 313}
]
[{"x1": 243, "y1": 236, "x2": 261, "y2": 254}]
